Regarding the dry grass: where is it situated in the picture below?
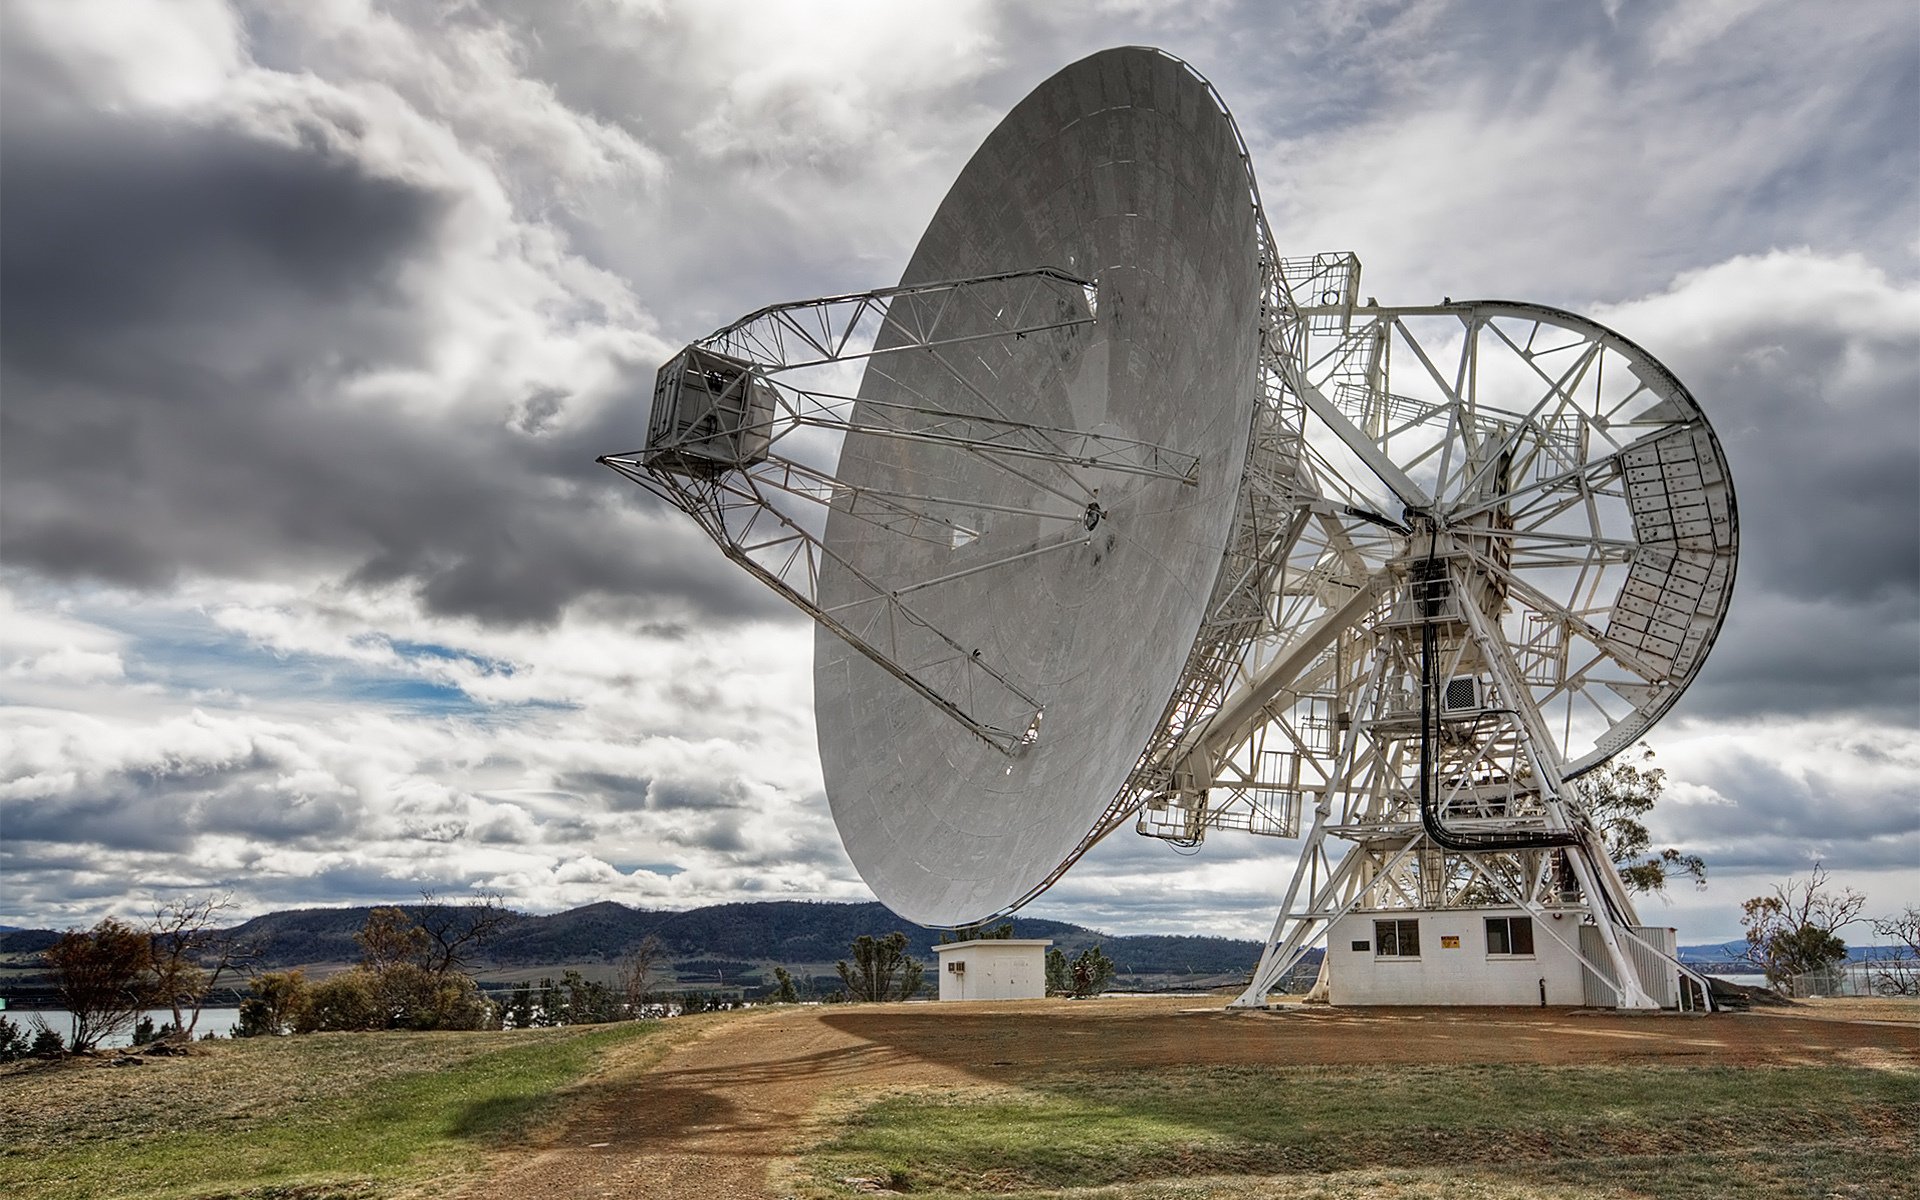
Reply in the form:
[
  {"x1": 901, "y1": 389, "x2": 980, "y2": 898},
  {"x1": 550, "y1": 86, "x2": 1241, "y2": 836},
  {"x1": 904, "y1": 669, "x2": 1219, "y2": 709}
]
[
  {"x1": 795, "y1": 1062, "x2": 1920, "y2": 1199},
  {"x1": 1, "y1": 1029, "x2": 557, "y2": 1155},
  {"x1": 0, "y1": 1022, "x2": 667, "y2": 1199},
  {"x1": 1761, "y1": 995, "x2": 1920, "y2": 1025}
]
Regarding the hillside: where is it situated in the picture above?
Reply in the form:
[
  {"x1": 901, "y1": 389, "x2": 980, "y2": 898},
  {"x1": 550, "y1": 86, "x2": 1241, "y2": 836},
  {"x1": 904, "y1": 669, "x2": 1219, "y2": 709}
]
[{"x1": 0, "y1": 900, "x2": 1263, "y2": 993}]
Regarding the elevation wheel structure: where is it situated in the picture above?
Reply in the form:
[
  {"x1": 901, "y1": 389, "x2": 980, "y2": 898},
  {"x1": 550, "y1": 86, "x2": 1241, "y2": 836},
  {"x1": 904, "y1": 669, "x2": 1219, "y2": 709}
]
[{"x1": 1155, "y1": 285, "x2": 1740, "y2": 1008}]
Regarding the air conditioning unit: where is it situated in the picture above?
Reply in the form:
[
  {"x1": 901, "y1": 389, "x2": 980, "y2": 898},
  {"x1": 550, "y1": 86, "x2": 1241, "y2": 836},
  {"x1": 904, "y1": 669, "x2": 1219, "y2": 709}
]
[
  {"x1": 947, "y1": 961, "x2": 965, "y2": 974},
  {"x1": 1442, "y1": 676, "x2": 1481, "y2": 714}
]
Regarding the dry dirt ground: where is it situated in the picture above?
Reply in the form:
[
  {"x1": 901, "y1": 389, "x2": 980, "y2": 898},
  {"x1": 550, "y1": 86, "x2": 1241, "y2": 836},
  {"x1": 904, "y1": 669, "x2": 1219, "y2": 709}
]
[{"x1": 462, "y1": 996, "x2": 1920, "y2": 1199}]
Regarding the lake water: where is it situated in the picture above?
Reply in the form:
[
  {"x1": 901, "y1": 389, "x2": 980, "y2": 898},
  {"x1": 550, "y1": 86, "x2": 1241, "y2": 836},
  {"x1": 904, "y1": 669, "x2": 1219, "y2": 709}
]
[
  {"x1": 7, "y1": 1007, "x2": 242, "y2": 1049},
  {"x1": 1707, "y1": 973, "x2": 1769, "y2": 989}
]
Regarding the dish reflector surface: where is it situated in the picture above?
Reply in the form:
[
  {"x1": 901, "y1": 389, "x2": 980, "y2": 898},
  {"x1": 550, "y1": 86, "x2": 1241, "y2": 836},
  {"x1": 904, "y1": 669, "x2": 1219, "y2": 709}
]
[{"x1": 815, "y1": 48, "x2": 1262, "y2": 926}]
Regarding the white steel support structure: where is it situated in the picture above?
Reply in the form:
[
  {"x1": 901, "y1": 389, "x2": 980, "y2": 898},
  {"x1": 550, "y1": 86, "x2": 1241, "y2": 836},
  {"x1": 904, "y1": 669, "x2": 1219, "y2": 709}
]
[{"x1": 1115, "y1": 254, "x2": 1737, "y2": 1010}]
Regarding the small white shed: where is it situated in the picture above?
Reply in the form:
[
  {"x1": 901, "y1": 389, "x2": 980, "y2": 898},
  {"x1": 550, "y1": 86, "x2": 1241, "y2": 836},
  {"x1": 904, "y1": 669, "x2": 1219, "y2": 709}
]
[{"x1": 933, "y1": 938, "x2": 1052, "y2": 1001}]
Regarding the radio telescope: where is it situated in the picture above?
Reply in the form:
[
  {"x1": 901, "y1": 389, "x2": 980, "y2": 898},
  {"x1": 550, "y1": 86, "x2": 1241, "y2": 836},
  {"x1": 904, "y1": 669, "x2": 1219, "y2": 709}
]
[{"x1": 602, "y1": 47, "x2": 1737, "y2": 1009}]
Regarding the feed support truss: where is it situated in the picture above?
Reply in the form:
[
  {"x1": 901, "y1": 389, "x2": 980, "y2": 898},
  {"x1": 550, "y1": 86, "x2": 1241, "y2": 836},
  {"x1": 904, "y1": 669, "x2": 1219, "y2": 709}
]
[
  {"x1": 1118, "y1": 255, "x2": 1735, "y2": 1010},
  {"x1": 602, "y1": 268, "x2": 1199, "y2": 756}
]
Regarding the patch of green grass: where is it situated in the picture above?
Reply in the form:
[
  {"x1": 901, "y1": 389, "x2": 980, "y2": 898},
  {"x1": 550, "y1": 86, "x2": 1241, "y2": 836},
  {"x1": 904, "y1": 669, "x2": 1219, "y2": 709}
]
[
  {"x1": 0, "y1": 1021, "x2": 668, "y2": 1200},
  {"x1": 799, "y1": 1064, "x2": 1920, "y2": 1198}
]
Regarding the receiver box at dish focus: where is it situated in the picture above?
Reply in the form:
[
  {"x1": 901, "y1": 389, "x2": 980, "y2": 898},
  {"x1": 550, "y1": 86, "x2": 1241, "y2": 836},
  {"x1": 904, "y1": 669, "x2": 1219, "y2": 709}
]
[{"x1": 645, "y1": 347, "x2": 775, "y2": 477}]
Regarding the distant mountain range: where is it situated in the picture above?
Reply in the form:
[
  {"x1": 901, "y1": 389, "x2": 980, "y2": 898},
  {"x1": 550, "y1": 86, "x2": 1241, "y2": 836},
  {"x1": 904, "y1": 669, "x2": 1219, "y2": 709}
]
[
  {"x1": 1679, "y1": 941, "x2": 1751, "y2": 965},
  {"x1": 0, "y1": 900, "x2": 1265, "y2": 989},
  {"x1": 1678, "y1": 940, "x2": 1908, "y2": 966}
]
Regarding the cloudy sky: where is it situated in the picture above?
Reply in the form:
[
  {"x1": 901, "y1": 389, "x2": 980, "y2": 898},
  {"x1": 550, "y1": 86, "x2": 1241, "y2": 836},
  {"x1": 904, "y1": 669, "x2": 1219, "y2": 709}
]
[{"x1": 3, "y1": 0, "x2": 1915, "y2": 945}]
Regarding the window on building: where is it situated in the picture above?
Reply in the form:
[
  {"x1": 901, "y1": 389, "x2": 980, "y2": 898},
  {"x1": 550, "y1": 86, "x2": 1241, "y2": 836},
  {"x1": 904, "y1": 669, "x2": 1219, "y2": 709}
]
[
  {"x1": 1374, "y1": 918, "x2": 1420, "y2": 958},
  {"x1": 1485, "y1": 915, "x2": 1535, "y2": 956}
]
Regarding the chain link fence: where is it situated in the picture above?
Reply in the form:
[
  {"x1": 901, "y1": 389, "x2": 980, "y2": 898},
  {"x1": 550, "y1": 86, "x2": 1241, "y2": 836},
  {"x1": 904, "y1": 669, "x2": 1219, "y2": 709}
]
[{"x1": 1782, "y1": 959, "x2": 1918, "y2": 998}]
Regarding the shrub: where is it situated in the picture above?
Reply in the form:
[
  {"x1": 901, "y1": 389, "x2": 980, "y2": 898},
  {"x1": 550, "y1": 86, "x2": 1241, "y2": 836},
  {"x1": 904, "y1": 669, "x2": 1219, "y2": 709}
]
[
  {"x1": 298, "y1": 969, "x2": 384, "y2": 1032},
  {"x1": 235, "y1": 970, "x2": 310, "y2": 1037},
  {"x1": 30, "y1": 1025, "x2": 65, "y2": 1056},
  {"x1": 0, "y1": 1015, "x2": 24, "y2": 1062}
]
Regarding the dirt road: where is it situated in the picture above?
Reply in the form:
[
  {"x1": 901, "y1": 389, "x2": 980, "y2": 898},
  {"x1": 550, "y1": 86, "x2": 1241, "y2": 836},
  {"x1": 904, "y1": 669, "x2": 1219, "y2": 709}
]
[{"x1": 464, "y1": 996, "x2": 1920, "y2": 1199}]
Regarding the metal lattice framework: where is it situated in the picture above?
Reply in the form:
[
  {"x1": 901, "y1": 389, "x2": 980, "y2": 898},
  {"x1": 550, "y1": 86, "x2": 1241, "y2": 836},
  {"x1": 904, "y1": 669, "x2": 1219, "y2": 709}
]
[{"x1": 601, "y1": 268, "x2": 1199, "y2": 754}]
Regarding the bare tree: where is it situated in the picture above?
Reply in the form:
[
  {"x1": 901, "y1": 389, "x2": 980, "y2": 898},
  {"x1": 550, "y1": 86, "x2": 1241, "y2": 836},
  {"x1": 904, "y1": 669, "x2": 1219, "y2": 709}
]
[
  {"x1": 413, "y1": 890, "x2": 515, "y2": 977},
  {"x1": 44, "y1": 918, "x2": 153, "y2": 1053},
  {"x1": 1741, "y1": 862, "x2": 1868, "y2": 989},
  {"x1": 149, "y1": 893, "x2": 253, "y2": 1037},
  {"x1": 1869, "y1": 906, "x2": 1920, "y2": 997},
  {"x1": 616, "y1": 935, "x2": 663, "y2": 1015}
]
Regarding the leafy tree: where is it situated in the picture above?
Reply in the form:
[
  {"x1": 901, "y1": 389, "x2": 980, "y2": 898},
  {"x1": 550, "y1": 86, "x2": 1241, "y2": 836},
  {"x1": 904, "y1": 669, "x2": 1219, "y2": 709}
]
[
  {"x1": 0, "y1": 1016, "x2": 25, "y2": 1063},
  {"x1": 1067, "y1": 944, "x2": 1116, "y2": 998},
  {"x1": 836, "y1": 932, "x2": 925, "y2": 1002},
  {"x1": 1573, "y1": 746, "x2": 1706, "y2": 894},
  {"x1": 1045, "y1": 948, "x2": 1071, "y2": 996},
  {"x1": 559, "y1": 969, "x2": 617, "y2": 1024},
  {"x1": 347, "y1": 905, "x2": 498, "y2": 1030},
  {"x1": 772, "y1": 966, "x2": 799, "y2": 1004},
  {"x1": 236, "y1": 970, "x2": 311, "y2": 1037},
  {"x1": 44, "y1": 917, "x2": 155, "y2": 1052},
  {"x1": 356, "y1": 907, "x2": 432, "y2": 973},
  {"x1": 1741, "y1": 862, "x2": 1867, "y2": 989},
  {"x1": 506, "y1": 982, "x2": 536, "y2": 1029},
  {"x1": 149, "y1": 893, "x2": 251, "y2": 1038}
]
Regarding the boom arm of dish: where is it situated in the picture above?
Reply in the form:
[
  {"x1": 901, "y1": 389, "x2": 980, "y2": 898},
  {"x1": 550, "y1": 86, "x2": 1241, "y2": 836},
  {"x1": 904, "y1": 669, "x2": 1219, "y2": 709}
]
[{"x1": 600, "y1": 268, "x2": 1204, "y2": 756}]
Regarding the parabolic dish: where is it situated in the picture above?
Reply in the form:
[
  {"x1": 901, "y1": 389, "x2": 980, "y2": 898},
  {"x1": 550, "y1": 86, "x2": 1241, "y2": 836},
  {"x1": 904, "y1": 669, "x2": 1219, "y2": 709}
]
[{"x1": 815, "y1": 48, "x2": 1263, "y2": 927}]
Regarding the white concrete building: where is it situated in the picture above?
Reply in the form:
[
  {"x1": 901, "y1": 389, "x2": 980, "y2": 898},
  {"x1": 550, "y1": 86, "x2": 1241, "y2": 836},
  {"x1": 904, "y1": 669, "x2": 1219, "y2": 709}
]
[
  {"x1": 1326, "y1": 909, "x2": 1679, "y2": 1007},
  {"x1": 933, "y1": 938, "x2": 1052, "y2": 1001}
]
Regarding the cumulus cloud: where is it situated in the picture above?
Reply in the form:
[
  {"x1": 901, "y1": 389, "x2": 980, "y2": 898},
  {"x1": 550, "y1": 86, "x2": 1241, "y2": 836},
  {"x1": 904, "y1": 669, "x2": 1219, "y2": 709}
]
[
  {"x1": 1595, "y1": 250, "x2": 1920, "y2": 720},
  {"x1": 1, "y1": 0, "x2": 1914, "y2": 945},
  {"x1": 1, "y1": 0, "x2": 764, "y2": 627}
]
